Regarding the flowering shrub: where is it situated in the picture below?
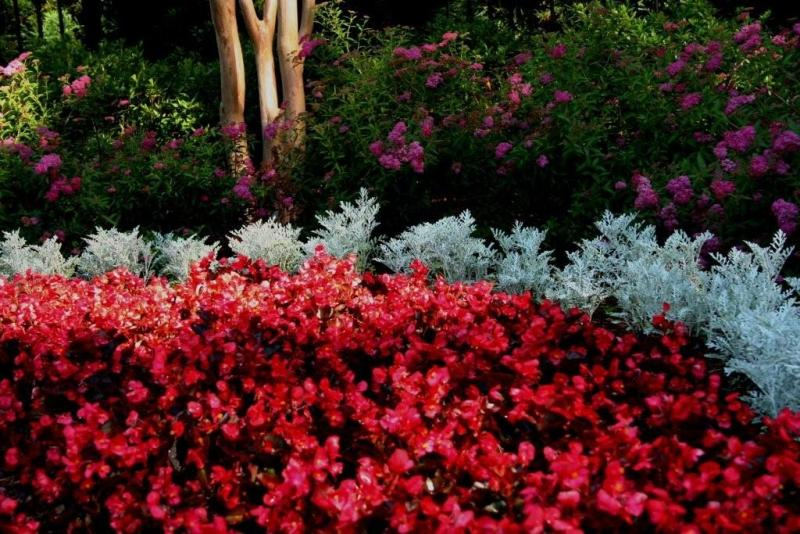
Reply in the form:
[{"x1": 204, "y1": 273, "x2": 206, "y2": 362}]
[
  {"x1": 300, "y1": 0, "x2": 800, "y2": 251},
  {"x1": 0, "y1": 45, "x2": 250, "y2": 250},
  {"x1": 1, "y1": 252, "x2": 800, "y2": 531}
]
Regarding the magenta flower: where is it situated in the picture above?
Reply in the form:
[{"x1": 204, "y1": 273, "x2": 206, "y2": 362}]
[
  {"x1": 539, "y1": 72, "x2": 554, "y2": 85},
  {"x1": 721, "y1": 159, "x2": 738, "y2": 173},
  {"x1": 425, "y1": 72, "x2": 444, "y2": 89},
  {"x1": 614, "y1": 181, "x2": 627, "y2": 191},
  {"x1": 393, "y1": 47, "x2": 422, "y2": 61},
  {"x1": 666, "y1": 60, "x2": 686, "y2": 77},
  {"x1": 772, "y1": 199, "x2": 799, "y2": 234},
  {"x1": 734, "y1": 22, "x2": 762, "y2": 52},
  {"x1": 634, "y1": 186, "x2": 660, "y2": 211},
  {"x1": 659, "y1": 203, "x2": 679, "y2": 232},
  {"x1": 773, "y1": 130, "x2": 800, "y2": 153},
  {"x1": 553, "y1": 90, "x2": 573, "y2": 104},
  {"x1": 749, "y1": 155, "x2": 770, "y2": 177},
  {"x1": 548, "y1": 43, "x2": 567, "y2": 59},
  {"x1": 378, "y1": 154, "x2": 402, "y2": 171},
  {"x1": 513, "y1": 52, "x2": 532, "y2": 65},
  {"x1": 536, "y1": 154, "x2": 549, "y2": 168},
  {"x1": 387, "y1": 122, "x2": 407, "y2": 146},
  {"x1": 710, "y1": 179, "x2": 736, "y2": 201},
  {"x1": 298, "y1": 37, "x2": 324, "y2": 59},
  {"x1": 680, "y1": 92, "x2": 702, "y2": 110},
  {"x1": 369, "y1": 141, "x2": 385, "y2": 156},
  {"x1": 420, "y1": 116, "x2": 434, "y2": 138},
  {"x1": 34, "y1": 154, "x2": 62, "y2": 175},
  {"x1": 723, "y1": 125, "x2": 757, "y2": 153},
  {"x1": 633, "y1": 175, "x2": 659, "y2": 211},
  {"x1": 725, "y1": 94, "x2": 756, "y2": 115},
  {"x1": 666, "y1": 176, "x2": 694, "y2": 205},
  {"x1": 495, "y1": 142, "x2": 513, "y2": 159},
  {"x1": 704, "y1": 54, "x2": 723, "y2": 72}
]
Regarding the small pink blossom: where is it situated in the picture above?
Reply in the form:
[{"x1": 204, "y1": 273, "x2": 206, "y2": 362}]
[
  {"x1": 536, "y1": 154, "x2": 549, "y2": 168},
  {"x1": 495, "y1": 142, "x2": 513, "y2": 159}
]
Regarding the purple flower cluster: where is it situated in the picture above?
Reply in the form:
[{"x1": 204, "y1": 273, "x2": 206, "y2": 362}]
[
  {"x1": 724, "y1": 94, "x2": 756, "y2": 115},
  {"x1": 680, "y1": 92, "x2": 702, "y2": 110},
  {"x1": 734, "y1": 22, "x2": 762, "y2": 52},
  {"x1": 632, "y1": 173, "x2": 660, "y2": 211},
  {"x1": 553, "y1": 90, "x2": 573, "y2": 104},
  {"x1": 710, "y1": 179, "x2": 736, "y2": 201},
  {"x1": 0, "y1": 51, "x2": 30, "y2": 77},
  {"x1": 722, "y1": 125, "x2": 757, "y2": 153},
  {"x1": 495, "y1": 141, "x2": 513, "y2": 160},
  {"x1": 34, "y1": 154, "x2": 63, "y2": 175},
  {"x1": 370, "y1": 122, "x2": 425, "y2": 173},
  {"x1": 665, "y1": 175, "x2": 693, "y2": 205},
  {"x1": 772, "y1": 199, "x2": 799, "y2": 235},
  {"x1": 44, "y1": 177, "x2": 81, "y2": 203}
]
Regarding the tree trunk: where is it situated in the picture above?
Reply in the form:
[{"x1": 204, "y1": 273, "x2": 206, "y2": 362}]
[
  {"x1": 239, "y1": 0, "x2": 280, "y2": 166},
  {"x1": 277, "y1": 0, "x2": 314, "y2": 149},
  {"x1": 210, "y1": 0, "x2": 249, "y2": 176}
]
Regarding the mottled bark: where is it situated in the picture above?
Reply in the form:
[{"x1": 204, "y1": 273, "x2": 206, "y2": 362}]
[
  {"x1": 210, "y1": 0, "x2": 249, "y2": 176},
  {"x1": 277, "y1": 0, "x2": 315, "y2": 148},
  {"x1": 239, "y1": 0, "x2": 280, "y2": 166}
]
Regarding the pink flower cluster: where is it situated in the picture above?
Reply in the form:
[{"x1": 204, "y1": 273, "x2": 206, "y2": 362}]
[
  {"x1": 665, "y1": 175, "x2": 693, "y2": 205},
  {"x1": 370, "y1": 122, "x2": 425, "y2": 173},
  {"x1": 495, "y1": 141, "x2": 513, "y2": 159},
  {"x1": 44, "y1": 176, "x2": 81, "y2": 203},
  {"x1": 33, "y1": 153, "x2": 62, "y2": 175},
  {"x1": 772, "y1": 199, "x2": 799, "y2": 235},
  {"x1": 298, "y1": 36, "x2": 325, "y2": 59},
  {"x1": 679, "y1": 92, "x2": 702, "y2": 110},
  {"x1": 221, "y1": 122, "x2": 247, "y2": 141},
  {"x1": 724, "y1": 93, "x2": 756, "y2": 115},
  {"x1": 1, "y1": 52, "x2": 30, "y2": 77},
  {"x1": 734, "y1": 22, "x2": 763, "y2": 52},
  {"x1": 62, "y1": 75, "x2": 92, "y2": 98},
  {"x1": 633, "y1": 172, "x2": 660, "y2": 211}
]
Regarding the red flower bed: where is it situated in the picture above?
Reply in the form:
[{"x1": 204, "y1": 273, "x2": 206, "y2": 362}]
[{"x1": 1, "y1": 251, "x2": 800, "y2": 533}]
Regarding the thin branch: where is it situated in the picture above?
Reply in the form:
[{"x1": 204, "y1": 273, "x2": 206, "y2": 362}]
[{"x1": 238, "y1": 0, "x2": 261, "y2": 41}]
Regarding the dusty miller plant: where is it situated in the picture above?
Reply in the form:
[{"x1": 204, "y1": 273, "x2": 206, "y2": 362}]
[
  {"x1": 701, "y1": 232, "x2": 800, "y2": 416},
  {"x1": 492, "y1": 223, "x2": 553, "y2": 296},
  {"x1": 77, "y1": 227, "x2": 157, "y2": 279},
  {"x1": 546, "y1": 212, "x2": 656, "y2": 316},
  {"x1": 228, "y1": 218, "x2": 305, "y2": 272},
  {"x1": 303, "y1": 189, "x2": 380, "y2": 271},
  {"x1": 154, "y1": 233, "x2": 219, "y2": 281},
  {"x1": 711, "y1": 305, "x2": 800, "y2": 416},
  {"x1": 0, "y1": 230, "x2": 77, "y2": 277},
  {"x1": 377, "y1": 211, "x2": 496, "y2": 282},
  {"x1": 611, "y1": 230, "x2": 713, "y2": 334}
]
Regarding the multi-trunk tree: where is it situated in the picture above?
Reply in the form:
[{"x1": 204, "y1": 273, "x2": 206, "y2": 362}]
[{"x1": 209, "y1": 0, "x2": 315, "y2": 171}]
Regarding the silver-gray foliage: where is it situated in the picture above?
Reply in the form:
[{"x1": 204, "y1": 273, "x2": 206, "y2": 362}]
[
  {"x1": 0, "y1": 230, "x2": 78, "y2": 277},
  {"x1": 303, "y1": 188, "x2": 380, "y2": 270},
  {"x1": 377, "y1": 211, "x2": 496, "y2": 282},
  {"x1": 78, "y1": 227, "x2": 157, "y2": 279},
  {"x1": 154, "y1": 233, "x2": 219, "y2": 281},
  {"x1": 546, "y1": 212, "x2": 655, "y2": 317},
  {"x1": 228, "y1": 218, "x2": 305, "y2": 272},
  {"x1": 492, "y1": 222, "x2": 552, "y2": 296}
]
